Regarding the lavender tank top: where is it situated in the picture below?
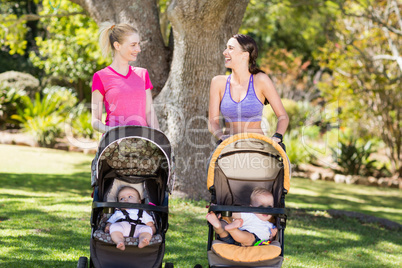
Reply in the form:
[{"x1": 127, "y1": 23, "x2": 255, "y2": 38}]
[{"x1": 220, "y1": 74, "x2": 264, "y2": 123}]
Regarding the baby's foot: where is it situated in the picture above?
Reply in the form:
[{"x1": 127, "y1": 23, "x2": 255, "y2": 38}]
[
  {"x1": 206, "y1": 212, "x2": 222, "y2": 229},
  {"x1": 225, "y1": 218, "x2": 243, "y2": 231},
  {"x1": 138, "y1": 237, "x2": 150, "y2": 248},
  {"x1": 116, "y1": 242, "x2": 125, "y2": 251}
]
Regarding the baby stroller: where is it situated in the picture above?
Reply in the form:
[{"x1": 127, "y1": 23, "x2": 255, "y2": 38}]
[
  {"x1": 206, "y1": 133, "x2": 291, "y2": 267},
  {"x1": 77, "y1": 126, "x2": 174, "y2": 268}
]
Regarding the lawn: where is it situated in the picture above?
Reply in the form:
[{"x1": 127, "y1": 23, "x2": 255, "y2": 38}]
[{"x1": 0, "y1": 144, "x2": 401, "y2": 267}]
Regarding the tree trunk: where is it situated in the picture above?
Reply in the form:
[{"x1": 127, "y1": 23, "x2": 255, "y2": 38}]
[
  {"x1": 72, "y1": 0, "x2": 250, "y2": 199},
  {"x1": 70, "y1": 0, "x2": 170, "y2": 94},
  {"x1": 155, "y1": 0, "x2": 249, "y2": 199}
]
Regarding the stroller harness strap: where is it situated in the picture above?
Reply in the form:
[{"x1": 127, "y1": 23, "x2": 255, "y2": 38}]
[{"x1": 116, "y1": 209, "x2": 146, "y2": 237}]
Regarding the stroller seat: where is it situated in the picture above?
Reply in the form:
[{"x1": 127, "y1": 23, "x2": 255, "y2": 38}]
[
  {"x1": 209, "y1": 240, "x2": 282, "y2": 266},
  {"x1": 92, "y1": 178, "x2": 162, "y2": 247},
  {"x1": 93, "y1": 229, "x2": 162, "y2": 247}
]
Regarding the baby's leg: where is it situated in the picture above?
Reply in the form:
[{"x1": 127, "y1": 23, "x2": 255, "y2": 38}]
[
  {"x1": 110, "y1": 231, "x2": 126, "y2": 251},
  {"x1": 206, "y1": 212, "x2": 229, "y2": 238},
  {"x1": 109, "y1": 222, "x2": 130, "y2": 251},
  {"x1": 134, "y1": 225, "x2": 153, "y2": 248},
  {"x1": 138, "y1": 232, "x2": 152, "y2": 248},
  {"x1": 225, "y1": 219, "x2": 255, "y2": 246}
]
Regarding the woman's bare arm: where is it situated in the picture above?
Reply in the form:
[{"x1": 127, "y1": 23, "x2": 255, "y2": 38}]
[
  {"x1": 208, "y1": 76, "x2": 226, "y2": 140},
  {"x1": 255, "y1": 73, "x2": 289, "y2": 136},
  {"x1": 145, "y1": 90, "x2": 160, "y2": 130},
  {"x1": 91, "y1": 90, "x2": 111, "y2": 133}
]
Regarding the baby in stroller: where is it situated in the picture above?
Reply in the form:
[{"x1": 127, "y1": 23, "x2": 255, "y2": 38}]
[
  {"x1": 207, "y1": 187, "x2": 277, "y2": 247},
  {"x1": 105, "y1": 186, "x2": 156, "y2": 250}
]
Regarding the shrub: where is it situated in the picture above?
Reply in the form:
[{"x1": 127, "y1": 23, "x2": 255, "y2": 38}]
[
  {"x1": 42, "y1": 86, "x2": 78, "y2": 112},
  {"x1": 11, "y1": 91, "x2": 76, "y2": 147},
  {"x1": 331, "y1": 137, "x2": 377, "y2": 176},
  {"x1": 283, "y1": 129, "x2": 317, "y2": 169},
  {"x1": 302, "y1": 125, "x2": 321, "y2": 140},
  {"x1": 0, "y1": 71, "x2": 39, "y2": 97},
  {"x1": 264, "y1": 99, "x2": 313, "y2": 134},
  {"x1": 23, "y1": 115, "x2": 63, "y2": 147},
  {"x1": 12, "y1": 93, "x2": 61, "y2": 121},
  {"x1": 68, "y1": 102, "x2": 94, "y2": 139},
  {"x1": 0, "y1": 85, "x2": 24, "y2": 128}
]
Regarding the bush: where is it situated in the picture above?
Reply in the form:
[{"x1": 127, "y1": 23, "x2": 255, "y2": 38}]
[
  {"x1": 331, "y1": 136, "x2": 377, "y2": 176},
  {"x1": 11, "y1": 89, "x2": 78, "y2": 147},
  {"x1": 42, "y1": 86, "x2": 78, "y2": 111},
  {"x1": 68, "y1": 102, "x2": 94, "y2": 139},
  {"x1": 23, "y1": 115, "x2": 63, "y2": 147},
  {"x1": 283, "y1": 129, "x2": 317, "y2": 169},
  {"x1": 0, "y1": 71, "x2": 39, "y2": 97},
  {"x1": 264, "y1": 99, "x2": 313, "y2": 134},
  {"x1": 0, "y1": 85, "x2": 24, "y2": 129}
]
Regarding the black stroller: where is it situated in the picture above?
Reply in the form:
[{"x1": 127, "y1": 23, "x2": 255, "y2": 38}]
[
  {"x1": 206, "y1": 133, "x2": 291, "y2": 267},
  {"x1": 78, "y1": 126, "x2": 174, "y2": 268}
]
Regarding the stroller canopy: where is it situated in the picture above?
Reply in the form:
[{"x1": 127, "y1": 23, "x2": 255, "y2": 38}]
[
  {"x1": 207, "y1": 133, "x2": 291, "y2": 194},
  {"x1": 93, "y1": 126, "x2": 172, "y2": 185}
]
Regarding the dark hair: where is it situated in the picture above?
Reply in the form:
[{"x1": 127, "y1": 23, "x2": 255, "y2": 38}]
[
  {"x1": 232, "y1": 34, "x2": 265, "y2": 75},
  {"x1": 233, "y1": 34, "x2": 268, "y2": 104}
]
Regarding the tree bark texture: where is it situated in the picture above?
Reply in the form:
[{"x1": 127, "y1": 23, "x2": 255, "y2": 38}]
[
  {"x1": 156, "y1": 0, "x2": 249, "y2": 199},
  {"x1": 72, "y1": 0, "x2": 250, "y2": 199}
]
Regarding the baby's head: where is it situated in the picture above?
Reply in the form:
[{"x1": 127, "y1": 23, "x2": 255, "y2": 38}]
[
  {"x1": 117, "y1": 186, "x2": 141, "y2": 204},
  {"x1": 250, "y1": 187, "x2": 274, "y2": 221}
]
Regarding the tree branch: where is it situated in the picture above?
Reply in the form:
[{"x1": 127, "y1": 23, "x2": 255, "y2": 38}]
[
  {"x1": 336, "y1": 0, "x2": 402, "y2": 36},
  {"x1": 382, "y1": 26, "x2": 402, "y2": 72},
  {"x1": 373, "y1": 55, "x2": 400, "y2": 61}
]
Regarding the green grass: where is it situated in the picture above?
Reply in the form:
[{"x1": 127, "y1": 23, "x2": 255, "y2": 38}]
[
  {"x1": 0, "y1": 144, "x2": 401, "y2": 267},
  {"x1": 0, "y1": 145, "x2": 93, "y2": 267},
  {"x1": 283, "y1": 179, "x2": 402, "y2": 267},
  {"x1": 288, "y1": 178, "x2": 402, "y2": 224}
]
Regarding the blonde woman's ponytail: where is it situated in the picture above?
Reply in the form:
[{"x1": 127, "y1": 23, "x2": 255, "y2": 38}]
[{"x1": 99, "y1": 21, "x2": 114, "y2": 58}]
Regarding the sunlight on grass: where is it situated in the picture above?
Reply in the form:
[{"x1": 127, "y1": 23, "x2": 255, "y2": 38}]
[
  {"x1": 288, "y1": 178, "x2": 402, "y2": 224},
  {"x1": 0, "y1": 145, "x2": 92, "y2": 267},
  {"x1": 361, "y1": 206, "x2": 401, "y2": 214},
  {"x1": 327, "y1": 194, "x2": 367, "y2": 203},
  {"x1": 164, "y1": 198, "x2": 209, "y2": 267},
  {"x1": 1, "y1": 189, "x2": 83, "y2": 197},
  {"x1": 0, "y1": 144, "x2": 93, "y2": 174},
  {"x1": 289, "y1": 187, "x2": 319, "y2": 196},
  {"x1": 290, "y1": 226, "x2": 361, "y2": 242},
  {"x1": 40, "y1": 204, "x2": 91, "y2": 216},
  {"x1": 1, "y1": 145, "x2": 401, "y2": 267}
]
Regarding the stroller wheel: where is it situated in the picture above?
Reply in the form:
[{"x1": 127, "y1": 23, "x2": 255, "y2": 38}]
[
  {"x1": 165, "y1": 263, "x2": 174, "y2": 268},
  {"x1": 77, "y1": 256, "x2": 88, "y2": 268}
]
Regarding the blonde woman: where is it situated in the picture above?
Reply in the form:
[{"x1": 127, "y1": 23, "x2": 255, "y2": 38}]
[{"x1": 91, "y1": 22, "x2": 159, "y2": 133}]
